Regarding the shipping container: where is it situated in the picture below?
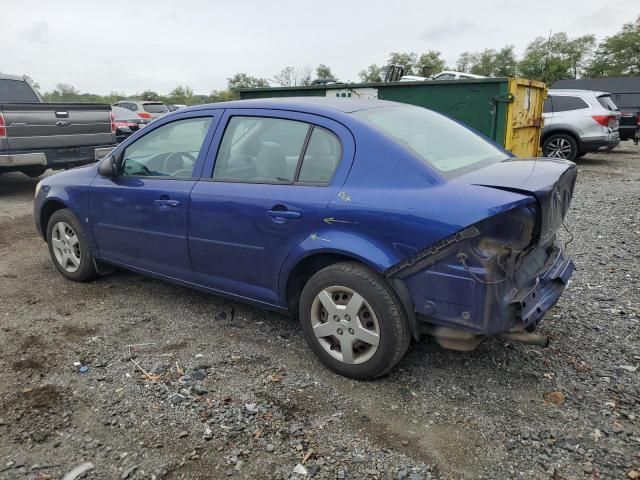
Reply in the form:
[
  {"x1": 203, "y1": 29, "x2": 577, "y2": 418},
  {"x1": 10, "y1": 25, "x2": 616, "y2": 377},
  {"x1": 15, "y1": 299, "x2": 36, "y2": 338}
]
[{"x1": 239, "y1": 77, "x2": 546, "y2": 157}]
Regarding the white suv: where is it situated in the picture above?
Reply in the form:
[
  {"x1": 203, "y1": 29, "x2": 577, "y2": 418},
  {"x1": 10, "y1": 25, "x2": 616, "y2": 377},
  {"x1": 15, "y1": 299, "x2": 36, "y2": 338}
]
[
  {"x1": 542, "y1": 89, "x2": 620, "y2": 160},
  {"x1": 112, "y1": 100, "x2": 169, "y2": 120}
]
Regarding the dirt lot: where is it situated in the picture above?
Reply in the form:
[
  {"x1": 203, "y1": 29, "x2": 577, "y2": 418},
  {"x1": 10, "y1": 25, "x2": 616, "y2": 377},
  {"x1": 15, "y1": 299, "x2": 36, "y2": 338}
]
[{"x1": 0, "y1": 145, "x2": 639, "y2": 480}]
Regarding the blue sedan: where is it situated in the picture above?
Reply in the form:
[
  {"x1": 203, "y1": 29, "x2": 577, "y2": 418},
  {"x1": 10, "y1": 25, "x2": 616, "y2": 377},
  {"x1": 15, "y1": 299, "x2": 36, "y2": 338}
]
[{"x1": 34, "y1": 98, "x2": 576, "y2": 379}]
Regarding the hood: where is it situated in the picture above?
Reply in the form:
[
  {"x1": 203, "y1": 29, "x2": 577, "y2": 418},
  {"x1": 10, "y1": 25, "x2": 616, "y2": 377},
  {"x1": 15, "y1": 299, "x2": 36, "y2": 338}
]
[{"x1": 455, "y1": 157, "x2": 577, "y2": 244}]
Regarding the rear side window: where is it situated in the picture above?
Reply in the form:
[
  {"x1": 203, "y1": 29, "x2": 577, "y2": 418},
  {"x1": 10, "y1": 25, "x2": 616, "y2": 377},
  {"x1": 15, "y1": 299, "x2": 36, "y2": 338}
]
[
  {"x1": 0, "y1": 79, "x2": 39, "y2": 103},
  {"x1": 597, "y1": 95, "x2": 618, "y2": 111},
  {"x1": 551, "y1": 96, "x2": 589, "y2": 112},
  {"x1": 298, "y1": 127, "x2": 341, "y2": 183},
  {"x1": 143, "y1": 103, "x2": 169, "y2": 114},
  {"x1": 543, "y1": 98, "x2": 552, "y2": 113},
  {"x1": 213, "y1": 117, "x2": 310, "y2": 183}
]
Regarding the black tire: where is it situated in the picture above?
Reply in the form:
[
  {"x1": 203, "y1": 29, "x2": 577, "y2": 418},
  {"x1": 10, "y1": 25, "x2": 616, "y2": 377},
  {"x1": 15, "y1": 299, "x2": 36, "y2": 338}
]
[
  {"x1": 20, "y1": 166, "x2": 47, "y2": 178},
  {"x1": 299, "y1": 262, "x2": 410, "y2": 380},
  {"x1": 46, "y1": 209, "x2": 98, "y2": 282},
  {"x1": 542, "y1": 133, "x2": 578, "y2": 161}
]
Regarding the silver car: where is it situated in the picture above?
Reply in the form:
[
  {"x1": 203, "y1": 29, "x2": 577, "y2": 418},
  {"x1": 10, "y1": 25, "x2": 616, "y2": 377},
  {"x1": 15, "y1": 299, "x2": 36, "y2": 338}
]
[
  {"x1": 112, "y1": 100, "x2": 169, "y2": 121},
  {"x1": 542, "y1": 89, "x2": 620, "y2": 160}
]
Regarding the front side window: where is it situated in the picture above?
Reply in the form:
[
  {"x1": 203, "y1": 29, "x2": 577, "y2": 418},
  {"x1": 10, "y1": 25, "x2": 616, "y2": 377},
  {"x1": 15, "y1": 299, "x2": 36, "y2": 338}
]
[
  {"x1": 121, "y1": 117, "x2": 212, "y2": 178},
  {"x1": 352, "y1": 106, "x2": 509, "y2": 177},
  {"x1": 213, "y1": 116, "x2": 310, "y2": 183}
]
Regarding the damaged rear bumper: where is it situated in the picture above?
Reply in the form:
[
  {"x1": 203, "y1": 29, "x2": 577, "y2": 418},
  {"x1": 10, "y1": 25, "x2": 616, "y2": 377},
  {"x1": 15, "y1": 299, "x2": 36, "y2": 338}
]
[{"x1": 389, "y1": 237, "x2": 574, "y2": 340}]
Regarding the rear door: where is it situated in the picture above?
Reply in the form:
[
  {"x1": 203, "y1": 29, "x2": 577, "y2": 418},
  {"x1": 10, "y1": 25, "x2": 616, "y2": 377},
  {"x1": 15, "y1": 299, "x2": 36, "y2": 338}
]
[
  {"x1": 90, "y1": 112, "x2": 217, "y2": 280},
  {"x1": 188, "y1": 109, "x2": 354, "y2": 305}
]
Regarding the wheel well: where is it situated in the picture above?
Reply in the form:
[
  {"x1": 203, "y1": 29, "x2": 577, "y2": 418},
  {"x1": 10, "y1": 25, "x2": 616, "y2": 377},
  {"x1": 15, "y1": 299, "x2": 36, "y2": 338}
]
[
  {"x1": 541, "y1": 129, "x2": 581, "y2": 149},
  {"x1": 285, "y1": 253, "x2": 367, "y2": 314},
  {"x1": 39, "y1": 200, "x2": 67, "y2": 240}
]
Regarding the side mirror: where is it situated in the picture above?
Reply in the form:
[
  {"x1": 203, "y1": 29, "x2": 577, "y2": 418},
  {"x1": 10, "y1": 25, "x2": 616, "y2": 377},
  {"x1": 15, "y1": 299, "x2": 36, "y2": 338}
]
[{"x1": 97, "y1": 154, "x2": 118, "y2": 177}]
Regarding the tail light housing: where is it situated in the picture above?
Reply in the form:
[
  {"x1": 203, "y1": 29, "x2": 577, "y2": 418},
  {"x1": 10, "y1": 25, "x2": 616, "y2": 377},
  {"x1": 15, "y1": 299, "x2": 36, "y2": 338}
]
[
  {"x1": 110, "y1": 112, "x2": 116, "y2": 134},
  {"x1": 591, "y1": 115, "x2": 616, "y2": 128},
  {"x1": 0, "y1": 113, "x2": 6, "y2": 138},
  {"x1": 137, "y1": 112, "x2": 152, "y2": 119}
]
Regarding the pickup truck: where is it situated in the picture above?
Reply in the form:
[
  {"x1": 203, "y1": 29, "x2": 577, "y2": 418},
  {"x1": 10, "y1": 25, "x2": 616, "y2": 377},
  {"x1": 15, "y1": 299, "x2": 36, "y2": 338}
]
[{"x1": 0, "y1": 74, "x2": 116, "y2": 177}]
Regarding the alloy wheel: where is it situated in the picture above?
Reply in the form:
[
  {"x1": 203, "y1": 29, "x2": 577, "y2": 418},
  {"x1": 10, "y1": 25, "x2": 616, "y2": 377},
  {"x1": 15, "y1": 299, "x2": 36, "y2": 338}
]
[
  {"x1": 310, "y1": 285, "x2": 380, "y2": 364},
  {"x1": 546, "y1": 137, "x2": 573, "y2": 159},
  {"x1": 51, "y1": 221, "x2": 81, "y2": 273}
]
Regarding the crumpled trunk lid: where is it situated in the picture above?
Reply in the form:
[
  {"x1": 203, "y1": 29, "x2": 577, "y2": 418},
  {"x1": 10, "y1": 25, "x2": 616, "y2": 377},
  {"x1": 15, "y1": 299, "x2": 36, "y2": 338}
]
[{"x1": 455, "y1": 157, "x2": 578, "y2": 244}]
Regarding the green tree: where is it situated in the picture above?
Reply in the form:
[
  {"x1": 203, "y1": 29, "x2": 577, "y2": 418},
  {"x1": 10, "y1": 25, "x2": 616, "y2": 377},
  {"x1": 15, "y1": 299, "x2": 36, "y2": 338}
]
[
  {"x1": 465, "y1": 46, "x2": 517, "y2": 77},
  {"x1": 493, "y1": 45, "x2": 518, "y2": 76},
  {"x1": 167, "y1": 85, "x2": 194, "y2": 105},
  {"x1": 587, "y1": 17, "x2": 640, "y2": 76},
  {"x1": 456, "y1": 52, "x2": 474, "y2": 73},
  {"x1": 417, "y1": 51, "x2": 446, "y2": 77},
  {"x1": 227, "y1": 73, "x2": 270, "y2": 91},
  {"x1": 316, "y1": 64, "x2": 334, "y2": 79},
  {"x1": 140, "y1": 90, "x2": 161, "y2": 101},
  {"x1": 387, "y1": 52, "x2": 418, "y2": 75},
  {"x1": 519, "y1": 32, "x2": 596, "y2": 83},
  {"x1": 272, "y1": 66, "x2": 312, "y2": 87},
  {"x1": 358, "y1": 64, "x2": 385, "y2": 82}
]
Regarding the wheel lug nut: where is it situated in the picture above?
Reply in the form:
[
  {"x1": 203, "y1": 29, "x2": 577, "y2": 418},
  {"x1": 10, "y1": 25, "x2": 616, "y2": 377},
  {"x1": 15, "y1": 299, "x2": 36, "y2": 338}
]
[
  {"x1": 337, "y1": 328, "x2": 343, "y2": 335},
  {"x1": 345, "y1": 315, "x2": 351, "y2": 321},
  {"x1": 348, "y1": 328, "x2": 354, "y2": 335},
  {"x1": 333, "y1": 315, "x2": 339, "y2": 322}
]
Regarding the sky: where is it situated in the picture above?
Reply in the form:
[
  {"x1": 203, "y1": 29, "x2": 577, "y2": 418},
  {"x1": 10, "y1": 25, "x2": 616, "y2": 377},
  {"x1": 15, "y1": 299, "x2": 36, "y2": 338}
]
[{"x1": 1, "y1": 0, "x2": 636, "y2": 95}]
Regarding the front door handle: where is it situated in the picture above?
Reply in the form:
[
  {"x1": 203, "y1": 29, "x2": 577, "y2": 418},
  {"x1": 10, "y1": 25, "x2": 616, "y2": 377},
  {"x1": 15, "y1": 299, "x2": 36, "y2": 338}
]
[
  {"x1": 155, "y1": 199, "x2": 180, "y2": 210},
  {"x1": 266, "y1": 209, "x2": 302, "y2": 220}
]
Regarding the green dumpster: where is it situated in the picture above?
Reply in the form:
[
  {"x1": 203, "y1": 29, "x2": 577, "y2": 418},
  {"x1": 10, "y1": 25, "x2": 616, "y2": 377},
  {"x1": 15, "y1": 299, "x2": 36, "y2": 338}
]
[{"x1": 239, "y1": 77, "x2": 546, "y2": 158}]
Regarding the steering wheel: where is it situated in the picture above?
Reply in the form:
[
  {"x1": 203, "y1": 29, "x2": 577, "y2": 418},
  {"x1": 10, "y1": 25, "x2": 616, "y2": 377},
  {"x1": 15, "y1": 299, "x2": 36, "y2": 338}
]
[{"x1": 162, "y1": 151, "x2": 196, "y2": 175}]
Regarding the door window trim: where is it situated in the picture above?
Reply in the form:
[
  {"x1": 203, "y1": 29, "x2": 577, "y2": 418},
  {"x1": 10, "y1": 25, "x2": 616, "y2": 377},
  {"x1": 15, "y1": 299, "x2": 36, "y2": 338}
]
[{"x1": 209, "y1": 114, "x2": 343, "y2": 187}]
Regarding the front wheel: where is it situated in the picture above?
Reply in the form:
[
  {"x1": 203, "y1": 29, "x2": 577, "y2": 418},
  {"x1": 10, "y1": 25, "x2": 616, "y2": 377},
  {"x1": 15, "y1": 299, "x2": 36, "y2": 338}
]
[
  {"x1": 299, "y1": 262, "x2": 410, "y2": 380},
  {"x1": 543, "y1": 134, "x2": 578, "y2": 160},
  {"x1": 46, "y1": 209, "x2": 97, "y2": 282}
]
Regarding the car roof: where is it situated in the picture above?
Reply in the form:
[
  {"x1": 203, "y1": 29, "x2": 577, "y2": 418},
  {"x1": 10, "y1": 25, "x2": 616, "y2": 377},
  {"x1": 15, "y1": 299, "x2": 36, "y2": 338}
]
[
  {"x1": 0, "y1": 73, "x2": 29, "y2": 81},
  {"x1": 548, "y1": 89, "x2": 610, "y2": 97},
  {"x1": 552, "y1": 77, "x2": 639, "y2": 94},
  {"x1": 181, "y1": 97, "x2": 402, "y2": 115}
]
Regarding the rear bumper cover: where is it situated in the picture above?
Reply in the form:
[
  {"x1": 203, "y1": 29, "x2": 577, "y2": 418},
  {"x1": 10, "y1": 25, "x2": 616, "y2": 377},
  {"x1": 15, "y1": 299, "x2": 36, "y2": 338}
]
[
  {"x1": 0, "y1": 152, "x2": 47, "y2": 168},
  {"x1": 0, "y1": 145, "x2": 115, "y2": 170},
  {"x1": 399, "y1": 243, "x2": 574, "y2": 336},
  {"x1": 581, "y1": 138, "x2": 620, "y2": 152}
]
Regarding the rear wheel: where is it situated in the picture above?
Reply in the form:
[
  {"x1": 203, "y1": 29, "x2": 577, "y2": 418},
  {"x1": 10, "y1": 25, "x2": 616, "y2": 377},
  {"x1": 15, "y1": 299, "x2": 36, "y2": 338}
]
[
  {"x1": 20, "y1": 166, "x2": 47, "y2": 178},
  {"x1": 299, "y1": 262, "x2": 410, "y2": 380},
  {"x1": 543, "y1": 134, "x2": 578, "y2": 161},
  {"x1": 46, "y1": 209, "x2": 97, "y2": 282}
]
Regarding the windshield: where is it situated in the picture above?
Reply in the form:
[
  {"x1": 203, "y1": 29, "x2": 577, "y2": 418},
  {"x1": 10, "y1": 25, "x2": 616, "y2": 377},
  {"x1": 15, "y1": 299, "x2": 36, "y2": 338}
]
[
  {"x1": 0, "y1": 79, "x2": 40, "y2": 103},
  {"x1": 352, "y1": 106, "x2": 509, "y2": 176},
  {"x1": 143, "y1": 103, "x2": 169, "y2": 113}
]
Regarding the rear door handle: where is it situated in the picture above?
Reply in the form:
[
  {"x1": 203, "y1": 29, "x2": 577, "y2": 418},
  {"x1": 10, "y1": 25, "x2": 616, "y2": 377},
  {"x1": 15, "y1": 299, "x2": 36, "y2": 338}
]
[
  {"x1": 266, "y1": 210, "x2": 301, "y2": 220},
  {"x1": 155, "y1": 199, "x2": 180, "y2": 210}
]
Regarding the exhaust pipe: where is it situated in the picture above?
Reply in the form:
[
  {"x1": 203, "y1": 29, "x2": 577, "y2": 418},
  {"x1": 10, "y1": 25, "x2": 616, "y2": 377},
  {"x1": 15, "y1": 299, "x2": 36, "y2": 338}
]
[{"x1": 499, "y1": 331, "x2": 549, "y2": 347}]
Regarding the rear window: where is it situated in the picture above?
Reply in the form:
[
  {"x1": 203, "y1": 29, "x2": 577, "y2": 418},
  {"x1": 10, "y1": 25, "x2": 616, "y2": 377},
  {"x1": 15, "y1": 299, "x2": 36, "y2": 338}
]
[
  {"x1": 597, "y1": 95, "x2": 619, "y2": 112},
  {"x1": 352, "y1": 106, "x2": 509, "y2": 177},
  {"x1": 143, "y1": 103, "x2": 169, "y2": 114},
  {"x1": 0, "y1": 79, "x2": 39, "y2": 103}
]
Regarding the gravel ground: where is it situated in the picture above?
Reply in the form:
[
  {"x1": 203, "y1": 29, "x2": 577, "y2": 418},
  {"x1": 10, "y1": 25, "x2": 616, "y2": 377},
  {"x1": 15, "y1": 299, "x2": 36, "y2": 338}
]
[{"x1": 0, "y1": 145, "x2": 638, "y2": 480}]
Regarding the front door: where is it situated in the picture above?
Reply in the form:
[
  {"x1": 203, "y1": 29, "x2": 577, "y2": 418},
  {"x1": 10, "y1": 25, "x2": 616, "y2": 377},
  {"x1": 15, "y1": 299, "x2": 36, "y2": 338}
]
[
  {"x1": 188, "y1": 109, "x2": 352, "y2": 305},
  {"x1": 90, "y1": 114, "x2": 216, "y2": 280}
]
